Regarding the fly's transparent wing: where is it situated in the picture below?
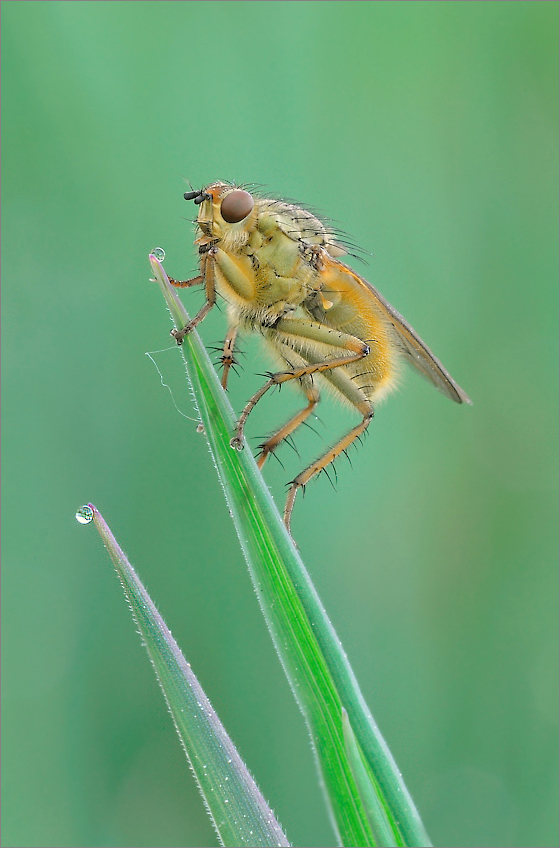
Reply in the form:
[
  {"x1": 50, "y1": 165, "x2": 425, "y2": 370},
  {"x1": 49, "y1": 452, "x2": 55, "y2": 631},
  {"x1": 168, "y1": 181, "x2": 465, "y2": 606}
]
[{"x1": 349, "y1": 266, "x2": 472, "y2": 405}]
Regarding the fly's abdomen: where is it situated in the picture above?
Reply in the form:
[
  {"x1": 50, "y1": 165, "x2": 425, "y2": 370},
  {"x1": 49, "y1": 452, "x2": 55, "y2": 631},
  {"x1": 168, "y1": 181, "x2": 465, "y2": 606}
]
[{"x1": 318, "y1": 261, "x2": 399, "y2": 401}]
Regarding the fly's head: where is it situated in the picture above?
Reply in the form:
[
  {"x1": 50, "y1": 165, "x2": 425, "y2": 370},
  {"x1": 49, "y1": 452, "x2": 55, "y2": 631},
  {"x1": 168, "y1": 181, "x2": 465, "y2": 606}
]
[
  {"x1": 184, "y1": 182, "x2": 257, "y2": 251},
  {"x1": 184, "y1": 181, "x2": 350, "y2": 262}
]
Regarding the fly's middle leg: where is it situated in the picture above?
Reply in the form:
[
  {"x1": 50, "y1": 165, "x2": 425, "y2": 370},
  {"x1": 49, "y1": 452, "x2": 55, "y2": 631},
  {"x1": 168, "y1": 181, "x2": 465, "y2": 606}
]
[
  {"x1": 255, "y1": 341, "x2": 320, "y2": 468},
  {"x1": 220, "y1": 324, "x2": 239, "y2": 390},
  {"x1": 257, "y1": 396, "x2": 319, "y2": 469},
  {"x1": 230, "y1": 318, "x2": 369, "y2": 450}
]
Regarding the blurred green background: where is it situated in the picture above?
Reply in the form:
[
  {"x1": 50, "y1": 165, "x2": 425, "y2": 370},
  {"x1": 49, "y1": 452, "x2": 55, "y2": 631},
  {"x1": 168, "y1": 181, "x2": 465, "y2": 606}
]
[{"x1": 2, "y1": 2, "x2": 558, "y2": 846}]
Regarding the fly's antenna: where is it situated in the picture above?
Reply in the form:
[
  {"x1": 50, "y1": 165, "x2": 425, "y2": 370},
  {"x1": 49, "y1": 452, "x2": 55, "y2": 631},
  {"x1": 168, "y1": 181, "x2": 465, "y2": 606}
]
[{"x1": 184, "y1": 188, "x2": 211, "y2": 205}]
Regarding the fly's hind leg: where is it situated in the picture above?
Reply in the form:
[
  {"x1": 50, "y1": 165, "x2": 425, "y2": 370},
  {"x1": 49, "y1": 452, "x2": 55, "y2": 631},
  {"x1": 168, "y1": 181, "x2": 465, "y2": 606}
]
[
  {"x1": 283, "y1": 358, "x2": 375, "y2": 535},
  {"x1": 284, "y1": 401, "x2": 373, "y2": 534}
]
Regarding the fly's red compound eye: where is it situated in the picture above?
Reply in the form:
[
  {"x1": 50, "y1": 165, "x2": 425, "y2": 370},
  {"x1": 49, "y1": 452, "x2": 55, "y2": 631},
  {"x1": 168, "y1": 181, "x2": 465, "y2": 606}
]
[{"x1": 220, "y1": 190, "x2": 254, "y2": 223}]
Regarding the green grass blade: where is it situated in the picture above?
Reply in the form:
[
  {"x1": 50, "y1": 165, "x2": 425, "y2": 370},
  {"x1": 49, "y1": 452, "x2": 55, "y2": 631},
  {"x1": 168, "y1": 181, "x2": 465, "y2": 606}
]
[
  {"x1": 341, "y1": 708, "x2": 397, "y2": 848},
  {"x1": 76, "y1": 504, "x2": 290, "y2": 848},
  {"x1": 151, "y1": 255, "x2": 431, "y2": 847}
]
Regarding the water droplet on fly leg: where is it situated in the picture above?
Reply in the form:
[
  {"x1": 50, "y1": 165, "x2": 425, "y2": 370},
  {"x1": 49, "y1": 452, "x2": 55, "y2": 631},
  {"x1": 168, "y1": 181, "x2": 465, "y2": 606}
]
[{"x1": 75, "y1": 505, "x2": 94, "y2": 524}]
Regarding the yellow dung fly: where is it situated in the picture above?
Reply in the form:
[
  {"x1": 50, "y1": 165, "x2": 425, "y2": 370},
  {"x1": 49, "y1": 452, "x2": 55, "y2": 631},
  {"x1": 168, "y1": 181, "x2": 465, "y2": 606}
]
[{"x1": 169, "y1": 182, "x2": 471, "y2": 533}]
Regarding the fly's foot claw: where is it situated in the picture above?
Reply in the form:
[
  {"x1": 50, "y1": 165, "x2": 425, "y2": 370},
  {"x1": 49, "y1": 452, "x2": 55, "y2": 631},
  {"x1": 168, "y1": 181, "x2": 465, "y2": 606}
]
[
  {"x1": 171, "y1": 324, "x2": 194, "y2": 345},
  {"x1": 170, "y1": 328, "x2": 184, "y2": 345},
  {"x1": 230, "y1": 434, "x2": 244, "y2": 451}
]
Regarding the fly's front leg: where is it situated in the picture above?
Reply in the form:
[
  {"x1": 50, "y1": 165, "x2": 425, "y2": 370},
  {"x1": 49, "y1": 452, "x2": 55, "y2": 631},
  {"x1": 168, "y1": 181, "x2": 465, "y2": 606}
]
[
  {"x1": 167, "y1": 274, "x2": 203, "y2": 288},
  {"x1": 171, "y1": 247, "x2": 217, "y2": 345},
  {"x1": 230, "y1": 318, "x2": 369, "y2": 450}
]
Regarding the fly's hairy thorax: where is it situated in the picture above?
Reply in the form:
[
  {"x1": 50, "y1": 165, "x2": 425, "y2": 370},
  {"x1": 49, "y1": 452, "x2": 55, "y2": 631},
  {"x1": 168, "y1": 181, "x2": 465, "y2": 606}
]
[
  {"x1": 198, "y1": 185, "x2": 400, "y2": 401},
  {"x1": 209, "y1": 197, "x2": 331, "y2": 328}
]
